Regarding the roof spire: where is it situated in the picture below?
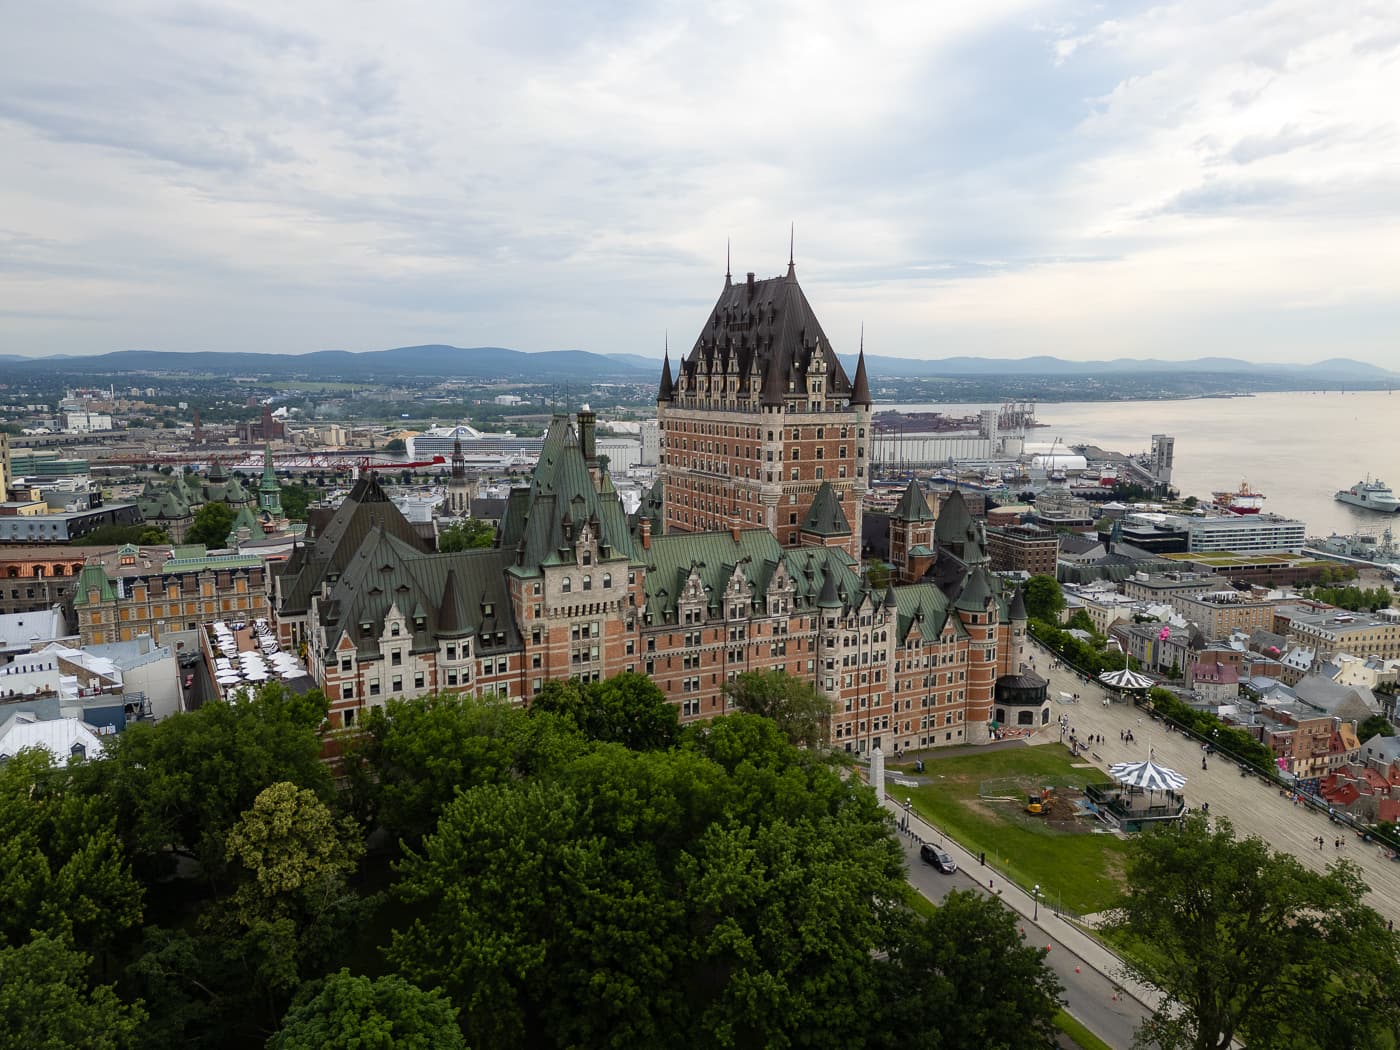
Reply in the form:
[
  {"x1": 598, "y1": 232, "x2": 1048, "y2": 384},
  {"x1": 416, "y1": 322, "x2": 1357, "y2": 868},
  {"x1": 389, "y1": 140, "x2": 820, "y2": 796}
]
[
  {"x1": 851, "y1": 325, "x2": 872, "y2": 407},
  {"x1": 725, "y1": 239, "x2": 731, "y2": 285},
  {"x1": 657, "y1": 341, "x2": 675, "y2": 402},
  {"x1": 786, "y1": 223, "x2": 795, "y2": 278}
]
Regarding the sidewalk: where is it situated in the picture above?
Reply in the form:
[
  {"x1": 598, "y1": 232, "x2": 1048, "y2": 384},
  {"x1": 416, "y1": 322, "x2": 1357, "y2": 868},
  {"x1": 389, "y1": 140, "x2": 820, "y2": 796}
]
[{"x1": 882, "y1": 794, "x2": 1163, "y2": 1015}]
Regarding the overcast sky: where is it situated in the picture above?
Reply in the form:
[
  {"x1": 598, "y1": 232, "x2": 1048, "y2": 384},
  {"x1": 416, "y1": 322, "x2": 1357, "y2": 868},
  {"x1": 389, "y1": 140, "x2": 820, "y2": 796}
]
[{"x1": 3, "y1": 1, "x2": 1399, "y2": 365}]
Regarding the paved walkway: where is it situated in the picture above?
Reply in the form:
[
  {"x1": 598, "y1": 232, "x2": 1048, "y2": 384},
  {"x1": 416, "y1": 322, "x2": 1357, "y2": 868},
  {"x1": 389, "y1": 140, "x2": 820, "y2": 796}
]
[
  {"x1": 885, "y1": 796, "x2": 1157, "y2": 1049},
  {"x1": 1022, "y1": 642, "x2": 1400, "y2": 927}
]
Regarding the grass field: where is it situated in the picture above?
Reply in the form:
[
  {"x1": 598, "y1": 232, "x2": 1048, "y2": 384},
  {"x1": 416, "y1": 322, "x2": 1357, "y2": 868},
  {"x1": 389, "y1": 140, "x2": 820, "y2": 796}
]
[
  {"x1": 902, "y1": 745, "x2": 1131, "y2": 915},
  {"x1": 1055, "y1": 1009, "x2": 1114, "y2": 1050}
]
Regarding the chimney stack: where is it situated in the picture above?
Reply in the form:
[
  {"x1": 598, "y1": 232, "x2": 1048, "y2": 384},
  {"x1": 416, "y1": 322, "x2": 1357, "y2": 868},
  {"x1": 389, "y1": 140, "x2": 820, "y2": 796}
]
[
  {"x1": 577, "y1": 406, "x2": 596, "y2": 463},
  {"x1": 731, "y1": 517, "x2": 742, "y2": 544},
  {"x1": 746, "y1": 272, "x2": 755, "y2": 299},
  {"x1": 640, "y1": 518, "x2": 651, "y2": 550}
]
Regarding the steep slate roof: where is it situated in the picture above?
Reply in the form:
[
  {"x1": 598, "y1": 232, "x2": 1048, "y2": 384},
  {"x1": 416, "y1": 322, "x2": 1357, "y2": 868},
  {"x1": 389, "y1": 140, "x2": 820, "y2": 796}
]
[
  {"x1": 72, "y1": 564, "x2": 116, "y2": 606},
  {"x1": 279, "y1": 474, "x2": 430, "y2": 616},
  {"x1": 642, "y1": 529, "x2": 783, "y2": 623},
  {"x1": 891, "y1": 582, "x2": 965, "y2": 644},
  {"x1": 801, "y1": 482, "x2": 850, "y2": 536},
  {"x1": 498, "y1": 414, "x2": 635, "y2": 575},
  {"x1": 1009, "y1": 586, "x2": 1027, "y2": 621},
  {"x1": 893, "y1": 479, "x2": 935, "y2": 522},
  {"x1": 679, "y1": 262, "x2": 856, "y2": 406},
  {"x1": 955, "y1": 564, "x2": 999, "y2": 613},
  {"x1": 850, "y1": 348, "x2": 872, "y2": 407},
  {"x1": 657, "y1": 350, "x2": 675, "y2": 402},
  {"x1": 317, "y1": 525, "x2": 520, "y2": 659}
]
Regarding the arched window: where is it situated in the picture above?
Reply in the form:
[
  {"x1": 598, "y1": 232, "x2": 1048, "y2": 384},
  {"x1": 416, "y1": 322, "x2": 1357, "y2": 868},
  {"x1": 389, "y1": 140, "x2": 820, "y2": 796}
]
[
  {"x1": 602, "y1": 573, "x2": 611, "y2": 589},
  {"x1": 583, "y1": 575, "x2": 592, "y2": 591},
  {"x1": 562, "y1": 577, "x2": 572, "y2": 593}
]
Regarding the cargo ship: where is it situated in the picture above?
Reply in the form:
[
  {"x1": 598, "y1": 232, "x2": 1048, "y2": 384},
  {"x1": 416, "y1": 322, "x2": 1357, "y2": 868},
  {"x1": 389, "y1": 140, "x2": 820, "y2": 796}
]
[{"x1": 1211, "y1": 481, "x2": 1266, "y2": 515}]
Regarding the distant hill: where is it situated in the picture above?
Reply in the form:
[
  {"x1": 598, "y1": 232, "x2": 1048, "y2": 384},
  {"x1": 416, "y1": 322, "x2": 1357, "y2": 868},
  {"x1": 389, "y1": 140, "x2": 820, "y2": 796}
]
[
  {"x1": 859, "y1": 354, "x2": 1399, "y2": 379},
  {"x1": 0, "y1": 345, "x2": 656, "y2": 381},
  {"x1": 2, "y1": 344, "x2": 1394, "y2": 386}
]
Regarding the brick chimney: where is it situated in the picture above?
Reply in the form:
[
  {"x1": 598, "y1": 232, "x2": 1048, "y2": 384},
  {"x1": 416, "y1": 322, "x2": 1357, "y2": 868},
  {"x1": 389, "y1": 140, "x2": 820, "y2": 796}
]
[{"x1": 639, "y1": 518, "x2": 651, "y2": 550}]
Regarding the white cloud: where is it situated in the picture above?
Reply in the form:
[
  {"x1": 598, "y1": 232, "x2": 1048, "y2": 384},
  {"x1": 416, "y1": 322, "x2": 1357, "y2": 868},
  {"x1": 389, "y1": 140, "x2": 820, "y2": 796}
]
[{"x1": 0, "y1": 0, "x2": 1397, "y2": 365}]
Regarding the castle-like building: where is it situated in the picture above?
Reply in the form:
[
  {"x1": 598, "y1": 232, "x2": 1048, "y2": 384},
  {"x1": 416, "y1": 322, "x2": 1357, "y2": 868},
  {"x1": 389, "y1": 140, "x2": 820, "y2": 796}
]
[{"x1": 273, "y1": 258, "x2": 1036, "y2": 749}]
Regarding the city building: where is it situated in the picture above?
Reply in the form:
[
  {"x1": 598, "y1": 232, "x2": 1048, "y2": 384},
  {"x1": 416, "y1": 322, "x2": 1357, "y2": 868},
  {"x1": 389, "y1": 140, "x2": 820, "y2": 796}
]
[
  {"x1": 275, "y1": 406, "x2": 1026, "y2": 754},
  {"x1": 1173, "y1": 589, "x2": 1280, "y2": 640},
  {"x1": 985, "y1": 523, "x2": 1060, "y2": 576},
  {"x1": 657, "y1": 256, "x2": 872, "y2": 561},
  {"x1": 1182, "y1": 514, "x2": 1307, "y2": 555},
  {"x1": 0, "y1": 503, "x2": 141, "y2": 544},
  {"x1": 0, "y1": 546, "x2": 106, "y2": 620},
  {"x1": 1285, "y1": 608, "x2": 1400, "y2": 663},
  {"x1": 73, "y1": 543, "x2": 269, "y2": 649}
]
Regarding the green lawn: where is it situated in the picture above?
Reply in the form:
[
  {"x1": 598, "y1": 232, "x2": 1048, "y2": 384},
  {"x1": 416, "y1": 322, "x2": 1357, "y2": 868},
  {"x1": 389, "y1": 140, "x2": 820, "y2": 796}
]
[
  {"x1": 904, "y1": 745, "x2": 1130, "y2": 915},
  {"x1": 1055, "y1": 1009, "x2": 1114, "y2": 1050}
]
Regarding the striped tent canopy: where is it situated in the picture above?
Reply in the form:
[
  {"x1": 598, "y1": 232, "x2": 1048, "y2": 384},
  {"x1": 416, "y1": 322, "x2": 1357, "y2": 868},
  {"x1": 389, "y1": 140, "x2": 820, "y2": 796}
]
[
  {"x1": 1108, "y1": 758, "x2": 1187, "y2": 793},
  {"x1": 1098, "y1": 667, "x2": 1154, "y2": 691}
]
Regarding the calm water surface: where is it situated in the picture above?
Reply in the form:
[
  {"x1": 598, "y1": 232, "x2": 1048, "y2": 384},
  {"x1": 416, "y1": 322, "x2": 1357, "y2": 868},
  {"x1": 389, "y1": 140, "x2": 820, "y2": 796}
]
[{"x1": 891, "y1": 391, "x2": 1400, "y2": 539}]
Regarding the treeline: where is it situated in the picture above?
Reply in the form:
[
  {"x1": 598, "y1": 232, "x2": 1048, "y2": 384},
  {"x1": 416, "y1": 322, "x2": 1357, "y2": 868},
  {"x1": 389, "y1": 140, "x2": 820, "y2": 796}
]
[
  {"x1": 2, "y1": 672, "x2": 1062, "y2": 1049},
  {"x1": 1144, "y1": 687, "x2": 1274, "y2": 770},
  {"x1": 1303, "y1": 584, "x2": 1393, "y2": 612}
]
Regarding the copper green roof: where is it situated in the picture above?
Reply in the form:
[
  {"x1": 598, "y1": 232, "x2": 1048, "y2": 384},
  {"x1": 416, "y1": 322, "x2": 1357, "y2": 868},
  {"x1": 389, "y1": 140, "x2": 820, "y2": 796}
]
[
  {"x1": 278, "y1": 474, "x2": 430, "y2": 616},
  {"x1": 499, "y1": 414, "x2": 635, "y2": 575},
  {"x1": 954, "y1": 565, "x2": 998, "y2": 612},
  {"x1": 800, "y1": 482, "x2": 850, "y2": 537},
  {"x1": 163, "y1": 552, "x2": 263, "y2": 572},
  {"x1": 642, "y1": 529, "x2": 781, "y2": 622},
  {"x1": 72, "y1": 564, "x2": 116, "y2": 606},
  {"x1": 891, "y1": 582, "x2": 962, "y2": 643},
  {"x1": 893, "y1": 479, "x2": 935, "y2": 522},
  {"x1": 318, "y1": 525, "x2": 519, "y2": 659}
]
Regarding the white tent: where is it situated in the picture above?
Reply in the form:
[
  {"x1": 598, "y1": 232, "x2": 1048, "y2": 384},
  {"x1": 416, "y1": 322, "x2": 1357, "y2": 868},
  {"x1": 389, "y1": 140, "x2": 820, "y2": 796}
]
[{"x1": 1108, "y1": 758, "x2": 1187, "y2": 793}]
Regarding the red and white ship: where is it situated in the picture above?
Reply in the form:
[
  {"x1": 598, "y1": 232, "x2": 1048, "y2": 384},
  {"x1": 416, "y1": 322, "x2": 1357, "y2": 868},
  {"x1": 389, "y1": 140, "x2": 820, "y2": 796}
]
[{"x1": 1211, "y1": 481, "x2": 1266, "y2": 515}]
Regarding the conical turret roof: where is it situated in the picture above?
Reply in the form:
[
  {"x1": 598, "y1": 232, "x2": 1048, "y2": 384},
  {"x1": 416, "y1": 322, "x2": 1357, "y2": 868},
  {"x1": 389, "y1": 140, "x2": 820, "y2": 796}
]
[
  {"x1": 801, "y1": 482, "x2": 850, "y2": 536},
  {"x1": 850, "y1": 346, "x2": 872, "y2": 407},
  {"x1": 657, "y1": 350, "x2": 675, "y2": 402},
  {"x1": 893, "y1": 479, "x2": 934, "y2": 522}
]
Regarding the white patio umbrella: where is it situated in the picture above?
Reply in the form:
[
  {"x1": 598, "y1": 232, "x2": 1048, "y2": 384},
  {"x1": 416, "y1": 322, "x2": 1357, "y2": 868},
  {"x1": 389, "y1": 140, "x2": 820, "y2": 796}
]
[{"x1": 1108, "y1": 757, "x2": 1187, "y2": 793}]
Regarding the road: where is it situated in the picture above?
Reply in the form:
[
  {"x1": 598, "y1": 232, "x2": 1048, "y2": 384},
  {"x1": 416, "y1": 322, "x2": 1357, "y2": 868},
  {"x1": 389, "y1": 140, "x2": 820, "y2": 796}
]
[
  {"x1": 893, "y1": 806, "x2": 1154, "y2": 1049},
  {"x1": 1025, "y1": 641, "x2": 1400, "y2": 928}
]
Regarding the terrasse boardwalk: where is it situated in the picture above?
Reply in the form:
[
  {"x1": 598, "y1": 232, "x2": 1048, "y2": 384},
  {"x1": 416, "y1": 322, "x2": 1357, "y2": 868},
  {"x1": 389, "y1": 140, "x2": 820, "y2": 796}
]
[{"x1": 1025, "y1": 641, "x2": 1400, "y2": 928}]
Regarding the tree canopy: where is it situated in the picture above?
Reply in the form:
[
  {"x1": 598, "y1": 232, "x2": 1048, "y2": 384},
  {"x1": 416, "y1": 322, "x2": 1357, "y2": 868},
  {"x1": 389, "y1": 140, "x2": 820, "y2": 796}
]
[
  {"x1": 530, "y1": 672, "x2": 679, "y2": 751},
  {"x1": 186, "y1": 501, "x2": 236, "y2": 548},
  {"x1": 268, "y1": 970, "x2": 464, "y2": 1050},
  {"x1": 1106, "y1": 814, "x2": 1400, "y2": 1050},
  {"x1": 436, "y1": 518, "x2": 495, "y2": 552},
  {"x1": 722, "y1": 669, "x2": 831, "y2": 747},
  {"x1": 1023, "y1": 574, "x2": 1065, "y2": 623}
]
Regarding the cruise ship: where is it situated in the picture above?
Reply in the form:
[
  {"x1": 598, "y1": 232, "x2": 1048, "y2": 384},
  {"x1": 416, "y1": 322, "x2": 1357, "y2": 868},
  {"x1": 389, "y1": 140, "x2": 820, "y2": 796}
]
[{"x1": 1335, "y1": 478, "x2": 1400, "y2": 514}]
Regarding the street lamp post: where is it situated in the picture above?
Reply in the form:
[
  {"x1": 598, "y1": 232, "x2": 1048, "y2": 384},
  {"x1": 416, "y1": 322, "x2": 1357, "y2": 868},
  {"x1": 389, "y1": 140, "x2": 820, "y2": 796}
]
[
  {"x1": 1033, "y1": 884, "x2": 1041, "y2": 921},
  {"x1": 904, "y1": 797, "x2": 912, "y2": 831}
]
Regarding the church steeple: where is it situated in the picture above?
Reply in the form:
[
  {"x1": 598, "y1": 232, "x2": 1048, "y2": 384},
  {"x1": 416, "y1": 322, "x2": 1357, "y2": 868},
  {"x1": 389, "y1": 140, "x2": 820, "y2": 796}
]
[{"x1": 258, "y1": 444, "x2": 282, "y2": 518}]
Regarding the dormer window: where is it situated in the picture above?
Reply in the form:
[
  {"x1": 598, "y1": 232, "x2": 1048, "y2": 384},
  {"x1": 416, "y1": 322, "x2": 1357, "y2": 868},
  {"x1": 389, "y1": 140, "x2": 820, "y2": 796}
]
[
  {"x1": 582, "y1": 551, "x2": 592, "y2": 566},
  {"x1": 390, "y1": 624, "x2": 401, "y2": 637},
  {"x1": 414, "y1": 616, "x2": 425, "y2": 631},
  {"x1": 483, "y1": 602, "x2": 494, "y2": 616}
]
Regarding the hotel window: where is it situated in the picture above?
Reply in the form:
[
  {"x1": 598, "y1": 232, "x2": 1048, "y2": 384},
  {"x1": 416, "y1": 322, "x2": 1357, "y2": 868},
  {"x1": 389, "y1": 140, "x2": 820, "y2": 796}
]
[
  {"x1": 392, "y1": 676, "x2": 403, "y2": 693},
  {"x1": 562, "y1": 576, "x2": 572, "y2": 593},
  {"x1": 342, "y1": 684, "x2": 354, "y2": 699}
]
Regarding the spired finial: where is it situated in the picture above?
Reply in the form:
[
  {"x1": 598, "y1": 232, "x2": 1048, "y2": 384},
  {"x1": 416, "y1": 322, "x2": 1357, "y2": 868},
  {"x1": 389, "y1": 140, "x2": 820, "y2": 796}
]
[
  {"x1": 789, "y1": 223, "x2": 794, "y2": 267},
  {"x1": 860, "y1": 321, "x2": 864, "y2": 353},
  {"x1": 726, "y1": 239, "x2": 731, "y2": 278}
]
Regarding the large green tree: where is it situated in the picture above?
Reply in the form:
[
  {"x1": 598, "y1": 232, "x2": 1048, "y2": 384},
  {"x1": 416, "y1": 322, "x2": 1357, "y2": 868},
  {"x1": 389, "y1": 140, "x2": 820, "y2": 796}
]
[
  {"x1": 530, "y1": 672, "x2": 679, "y2": 751},
  {"x1": 187, "y1": 501, "x2": 236, "y2": 548},
  {"x1": 0, "y1": 933, "x2": 146, "y2": 1050},
  {"x1": 268, "y1": 970, "x2": 464, "y2": 1050},
  {"x1": 1023, "y1": 574, "x2": 1065, "y2": 623},
  {"x1": 436, "y1": 518, "x2": 495, "y2": 552},
  {"x1": 875, "y1": 891, "x2": 1062, "y2": 1050},
  {"x1": 389, "y1": 715, "x2": 906, "y2": 1049},
  {"x1": 102, "y1": 682, "x2": 331, "y2": 883},
  {"x1": 1358, "y1": 714, "x2": 1395, "y2": 742},
  {"x1": 344, "y1": 692, "x2": 584, "y2": 845},
  {"x1": 1105, "y1": 815, "x2": 1400, "y2": 1050},
  {"x1": 722, "y1": 669, "x2": 831, "y2": 747},
  {"x1": 0, "y1": 750, "x2": 142, "y2": 957}
]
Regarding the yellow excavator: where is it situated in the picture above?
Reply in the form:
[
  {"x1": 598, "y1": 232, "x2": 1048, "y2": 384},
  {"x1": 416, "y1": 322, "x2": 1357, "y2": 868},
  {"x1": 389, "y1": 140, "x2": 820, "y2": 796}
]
[{"x1": 1026, "y1": 787, "x2": 1057, "y2": 815}]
